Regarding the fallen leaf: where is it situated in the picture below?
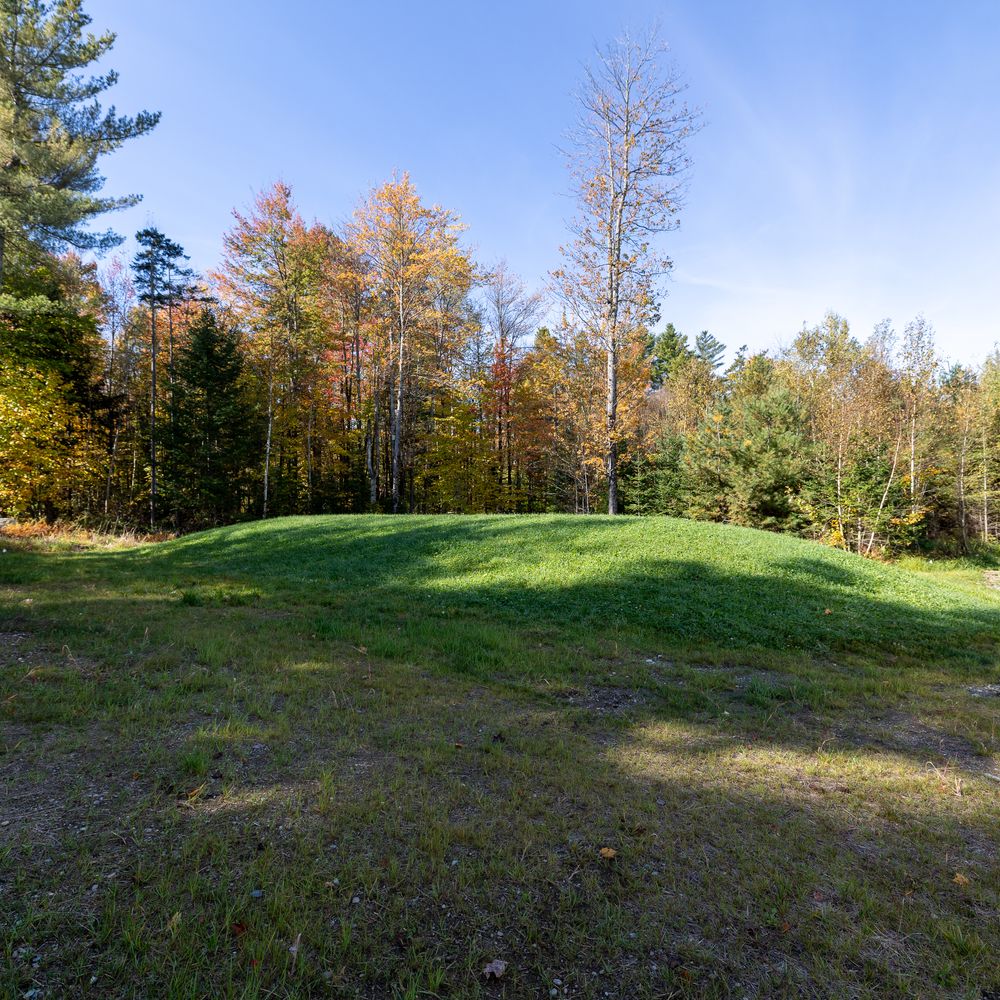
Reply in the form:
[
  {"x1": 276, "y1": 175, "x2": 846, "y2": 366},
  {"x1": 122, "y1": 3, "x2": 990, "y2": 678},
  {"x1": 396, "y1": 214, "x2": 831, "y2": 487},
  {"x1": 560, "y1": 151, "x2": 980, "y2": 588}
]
[
  {"x1": 482, "y1": 959, "x2": 507, "y2": 979},
  {"x1": 231, "y1": 921, "x2": 248, "y2": 937},
  {"x1": 599, "y1": 847, "x2": 617, "y2": 860},
  {"x1": 953, "y1": 872, "x2": 970, "y2": 886},
  {"x1": 823, "y1": 608, "x2": 832, "y2": 615},
  {"x1": 780, "y1": 921, "x2": 791, "y2": 934}
]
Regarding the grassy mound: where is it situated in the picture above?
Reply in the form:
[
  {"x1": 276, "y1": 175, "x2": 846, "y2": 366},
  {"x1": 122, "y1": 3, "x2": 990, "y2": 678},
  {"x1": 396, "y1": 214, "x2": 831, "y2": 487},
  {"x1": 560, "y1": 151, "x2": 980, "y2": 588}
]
[
  {"x1": 2, "y1": 516, "x2": 998, "y2": 998},
  {"x1": 134, "y1": 513, "x2": 999, "y2": 661}
]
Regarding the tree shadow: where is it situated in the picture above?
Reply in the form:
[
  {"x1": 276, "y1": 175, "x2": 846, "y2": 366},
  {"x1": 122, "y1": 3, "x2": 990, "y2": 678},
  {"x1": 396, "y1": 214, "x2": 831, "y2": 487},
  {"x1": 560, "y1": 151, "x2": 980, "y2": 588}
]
[
  {"x1": 91, "y1": 515, "x2": 999, "y2": 661},
  {"x1": 2, "y1": 650, "x2": 998, "y2": 999}
]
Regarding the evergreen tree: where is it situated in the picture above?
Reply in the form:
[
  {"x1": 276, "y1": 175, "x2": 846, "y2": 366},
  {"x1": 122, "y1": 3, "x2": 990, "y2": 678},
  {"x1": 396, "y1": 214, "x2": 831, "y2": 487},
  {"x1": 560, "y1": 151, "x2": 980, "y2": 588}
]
[
  {"x1": 132, "y1": 228, "x2": 191, "y2": 526},
  {"x1": 649, "y1": 322, "x2": 691, "y2": 389},
  {"x1": 0, "y1": 0, "x2": 159, "y2": 286},
  {"x1": 694, "y1": 330, "x2": 726, "y2": 370},
  {"x1": 164, "y1": 309, "x2": 257, "y2": 527},
  {"x1": 725, "y1": 386, "x2": 810, "y2": 531}
]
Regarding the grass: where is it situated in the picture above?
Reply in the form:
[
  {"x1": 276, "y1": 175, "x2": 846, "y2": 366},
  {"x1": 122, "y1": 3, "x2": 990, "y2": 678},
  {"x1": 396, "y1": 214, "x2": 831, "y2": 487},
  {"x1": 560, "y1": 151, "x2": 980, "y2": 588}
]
[{"x1": 1, "y1": 513, "x2": 999, "y2": 999}]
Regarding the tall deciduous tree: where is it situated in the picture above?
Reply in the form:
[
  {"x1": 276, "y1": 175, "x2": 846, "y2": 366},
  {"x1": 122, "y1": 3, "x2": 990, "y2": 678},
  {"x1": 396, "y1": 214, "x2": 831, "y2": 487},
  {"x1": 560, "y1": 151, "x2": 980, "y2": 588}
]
[
  {"x1": 555, "y1": 27, "x2": 700, "y2": 513},
  {"x1": 346, "y1": 173, "x2": 471, "y2": 512},
  {"x1": 215, "y1": 183, "x2": 324, "y2": 517},
  {"x1": 482, "y1": 261, "x2": 542, "y2": 499},
  {"x1": 899, "y1": 315, "x2": 938, "y2": 514},
  {"x1": 0, "y1": 0, "x2": 158, "y2": 286}
]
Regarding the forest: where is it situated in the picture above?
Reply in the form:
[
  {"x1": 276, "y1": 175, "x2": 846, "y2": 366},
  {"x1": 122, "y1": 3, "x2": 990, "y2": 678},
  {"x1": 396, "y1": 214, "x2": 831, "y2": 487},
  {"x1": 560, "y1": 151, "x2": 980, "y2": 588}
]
[
  {"x1": 4, "y1": 6, "x2": 1000, "y2": 998},
  {"x1": 2, "y1": 2, "x2": 999, "y2": 557}
]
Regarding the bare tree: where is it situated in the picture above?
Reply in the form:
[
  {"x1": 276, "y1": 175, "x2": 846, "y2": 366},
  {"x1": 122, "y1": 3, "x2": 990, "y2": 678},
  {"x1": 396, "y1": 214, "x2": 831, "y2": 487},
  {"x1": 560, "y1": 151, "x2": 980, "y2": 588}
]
[
  {"x1": 554, "y1": 27, "x2": 700, "y2": 513},
  {"x1": 899, "y1": 315, "x2": 938, "y2": 514},
  {"x1": 483, "y1": 262, "x2": 543, "y2": 492}
]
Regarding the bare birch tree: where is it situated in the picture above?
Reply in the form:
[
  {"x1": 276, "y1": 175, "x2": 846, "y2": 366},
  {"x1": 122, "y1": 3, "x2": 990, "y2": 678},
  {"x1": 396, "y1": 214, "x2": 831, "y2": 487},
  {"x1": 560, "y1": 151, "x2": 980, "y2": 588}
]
[
  {"x1": 554, "y1": 27, "x2": 700, "y2": 513},
  {"x1": 483, "y1": 262, "x2": 543, "y2": 493}
]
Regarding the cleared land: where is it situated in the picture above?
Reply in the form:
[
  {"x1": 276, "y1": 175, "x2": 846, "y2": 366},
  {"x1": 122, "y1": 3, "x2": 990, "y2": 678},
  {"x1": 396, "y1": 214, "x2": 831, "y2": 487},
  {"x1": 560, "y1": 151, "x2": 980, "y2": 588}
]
[{"x1": 1, "y1": 514, "x2": 999, "y2": 999}]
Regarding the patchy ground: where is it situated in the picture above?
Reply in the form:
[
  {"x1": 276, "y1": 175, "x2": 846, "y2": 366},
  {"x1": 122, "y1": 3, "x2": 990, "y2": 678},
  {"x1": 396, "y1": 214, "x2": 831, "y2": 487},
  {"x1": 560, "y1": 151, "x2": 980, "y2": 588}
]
[{"x1": 2, "y1": 516, "x2": 999, "y2": 999}]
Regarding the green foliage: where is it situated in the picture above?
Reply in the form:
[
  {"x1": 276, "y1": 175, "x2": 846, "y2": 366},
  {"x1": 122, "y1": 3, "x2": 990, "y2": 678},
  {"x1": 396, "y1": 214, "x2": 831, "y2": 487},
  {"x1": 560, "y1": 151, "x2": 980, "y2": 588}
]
[
  {"x1": 723, "y1": 386, "x2": 811, "y2": 530},
  {"x1": 163, "y1": 309, "x2": 259, "y2": 527},
  {"x1": 694, "y1": 329, "x2": 726, "y2": 370},
  {"x1": 0, "y1": 256, "x2": 104, "y2": 407},
  {"x1": 0, "y1": 254, "x2": 105, "y2": 519},
  {"x1": 648, "y1": 322, "x2": 691, "y2": 389},
  {"x1": 132, "y1": 228, "x2": 192, "y2": 309},
  {"x1": 0, "y1": 0, "x2": 159, "y2": 278},
  {"x1": 620, "y1": 431, "x2": 685, "y2": 515}
]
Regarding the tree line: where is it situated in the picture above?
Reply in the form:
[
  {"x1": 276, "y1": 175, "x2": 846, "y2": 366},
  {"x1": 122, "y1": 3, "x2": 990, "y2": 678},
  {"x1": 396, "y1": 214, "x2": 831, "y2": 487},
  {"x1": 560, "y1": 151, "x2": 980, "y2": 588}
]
[{"x1": 2, "y1": 2, "x2": 998, "y2": 555}]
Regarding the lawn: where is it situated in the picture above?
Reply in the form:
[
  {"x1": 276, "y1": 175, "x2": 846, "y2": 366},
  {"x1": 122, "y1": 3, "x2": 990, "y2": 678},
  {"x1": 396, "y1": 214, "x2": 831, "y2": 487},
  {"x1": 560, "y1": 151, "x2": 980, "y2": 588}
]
[{"x1": 1, "y1": 514, "x2": 999, "y2": 999}]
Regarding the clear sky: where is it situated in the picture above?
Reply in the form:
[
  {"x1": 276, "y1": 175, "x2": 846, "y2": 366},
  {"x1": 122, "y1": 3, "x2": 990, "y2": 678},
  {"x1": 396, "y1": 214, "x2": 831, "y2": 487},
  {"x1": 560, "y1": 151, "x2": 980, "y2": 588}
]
[{"x1": 86, "y1": 0, "x2": 1000, "y2": 364}]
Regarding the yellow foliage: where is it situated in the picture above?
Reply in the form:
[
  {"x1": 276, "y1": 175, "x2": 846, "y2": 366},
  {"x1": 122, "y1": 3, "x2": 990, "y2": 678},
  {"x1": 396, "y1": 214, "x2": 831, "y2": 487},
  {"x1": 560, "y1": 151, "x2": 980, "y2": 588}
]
[{"x1": 0, "y1": 360, "x2": 98, "y2": 517}]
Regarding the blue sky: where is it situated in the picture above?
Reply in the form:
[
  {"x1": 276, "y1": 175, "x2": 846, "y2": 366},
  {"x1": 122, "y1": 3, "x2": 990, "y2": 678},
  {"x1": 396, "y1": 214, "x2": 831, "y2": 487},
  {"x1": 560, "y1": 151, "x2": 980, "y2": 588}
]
[{"x1": 86, "y1": 0, "x2": 1000, "y2": 363}]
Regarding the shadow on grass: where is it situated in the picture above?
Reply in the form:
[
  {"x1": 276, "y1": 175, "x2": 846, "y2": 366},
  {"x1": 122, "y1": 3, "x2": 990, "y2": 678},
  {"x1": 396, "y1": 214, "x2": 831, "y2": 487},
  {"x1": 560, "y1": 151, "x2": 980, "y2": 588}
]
[
  {"x1": 2, "y1": 651, "x2": 998, "y2": 999},
  {"x1": 65, "y1": 514, "x2": 1000, "y2": 663},
  {"x1": 2, "y1": 514, "x2": 1000, "y2": 996}
]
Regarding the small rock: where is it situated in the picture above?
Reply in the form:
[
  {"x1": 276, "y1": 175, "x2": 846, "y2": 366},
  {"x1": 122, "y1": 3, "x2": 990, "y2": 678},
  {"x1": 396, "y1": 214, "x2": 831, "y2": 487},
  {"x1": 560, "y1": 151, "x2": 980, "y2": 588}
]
[
  {"x1": 483, "y1": 958, "x2": 507, "y2": 979},
  {"x1": 969, "y1": 684, "x2": 1000, "y2": 697}
]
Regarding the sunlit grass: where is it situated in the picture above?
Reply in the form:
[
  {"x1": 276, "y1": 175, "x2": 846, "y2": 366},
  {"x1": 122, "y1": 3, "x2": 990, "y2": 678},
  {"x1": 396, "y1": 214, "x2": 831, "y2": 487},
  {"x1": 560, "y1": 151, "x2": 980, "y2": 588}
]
[{"x1": 1, "y1": 515, "x2": 998, "y2": 998}]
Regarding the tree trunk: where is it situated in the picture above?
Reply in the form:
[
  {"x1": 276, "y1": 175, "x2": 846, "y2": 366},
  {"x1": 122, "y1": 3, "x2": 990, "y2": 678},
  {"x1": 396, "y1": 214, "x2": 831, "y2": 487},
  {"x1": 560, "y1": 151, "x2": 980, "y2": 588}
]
[
  {"x1": 149, "y1": 300, "x2": 158, "y2": 529},
  {"x1": 606, "y1": 342, "x2": 618, "y2": 515},
  {"x1": 263, "y1": 344, "x2": 275, "y2": 518},
  {"x1": 983, "y1": 429, "x2": 990, "y2": 544},
  {"x1": 391, "y1": 285, "x2": 405, "y2": 513},
  {"x1": 958, "y1": 422, "x2": 969, "y2": 554}
]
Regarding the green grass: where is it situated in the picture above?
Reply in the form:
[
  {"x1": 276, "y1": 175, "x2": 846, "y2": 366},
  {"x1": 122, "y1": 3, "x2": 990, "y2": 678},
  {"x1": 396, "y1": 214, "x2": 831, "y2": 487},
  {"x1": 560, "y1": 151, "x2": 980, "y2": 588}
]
[{"x1": 2, "y1": 514, "x2": 999, "y2": 998}]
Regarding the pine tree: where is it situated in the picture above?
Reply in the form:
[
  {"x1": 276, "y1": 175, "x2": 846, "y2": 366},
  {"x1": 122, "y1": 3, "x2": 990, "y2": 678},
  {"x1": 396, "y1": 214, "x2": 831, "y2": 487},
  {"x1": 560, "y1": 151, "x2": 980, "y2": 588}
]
[
  {"x1": 0, "y1": 0, "x2": 159, "y2": 286},
  {"x1": 165, "y1": 309, "x2": 257, "y2": 527},
  {"x1": 694, "y1": 330, "x2": 726, "y2": 370},
  {"x1": 132, "y1": 228, "x2": 191, "y2": 526},
  {"x1": 649, "y1": 323, "x2": 691, "y2": 389}
]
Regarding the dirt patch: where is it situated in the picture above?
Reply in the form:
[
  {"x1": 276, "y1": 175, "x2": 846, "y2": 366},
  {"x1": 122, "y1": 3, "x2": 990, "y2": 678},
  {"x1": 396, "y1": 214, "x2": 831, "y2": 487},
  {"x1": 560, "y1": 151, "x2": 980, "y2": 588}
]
[
  {"x1": 553, "y1": 684, "x2": 650, "y2": 715},
  {"x1": 969, "y1": 684, "x2": 1000, "y2": 698},
  {"x1": 0, "y1": 723, "x2": 152, "y2": 855},
  {"x1": 864, "y1": 712, "x2": 995, "y2": 774}
]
